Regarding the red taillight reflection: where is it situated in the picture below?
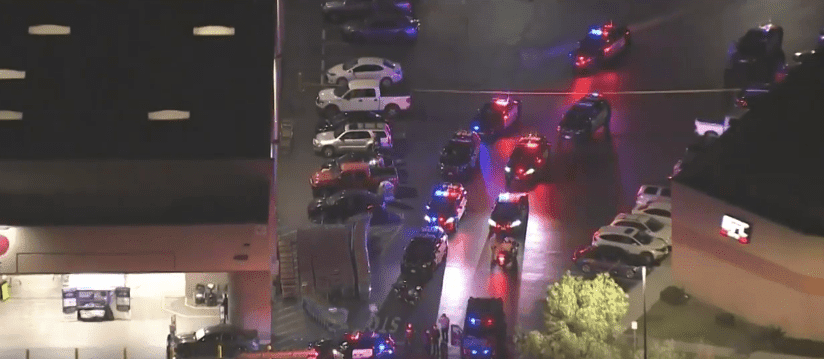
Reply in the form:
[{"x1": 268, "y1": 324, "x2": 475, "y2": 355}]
[{"x1": 738, "y1": 237, "x2": 750, "y2": 244}]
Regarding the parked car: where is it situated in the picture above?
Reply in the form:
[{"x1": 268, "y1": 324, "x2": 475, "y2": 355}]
[
  {"x1": 308, "y1": 189, "x2": 385, "y2": 224},
  {"x1": 313, "y1": 121, "x2": 392, "y2": 158},
  {"x1": 694, "y1": 107, "x2": 747, "y2": 139},
  {"x1": 315, "y1": 111, "x2": 386, "y2": 134},
  {"x1": 321, "y1": 151, "x2": 393, "y2": 171},
  {"x1": 322, "y1": 0, "x2": 411, "y2": 23},
  {"x1": 610, "y1": 213, "x2": 672, "y2": 248},
  {"x1": 635, "y1": 185, "x2": 671, "y2": 206},
  {"x1": 325, "y1": 57, "x2": 403, "y2": 87},
  {"x1": 632, "y1": 201, "x2": 672, "y2": 226},
  {"x1": 570, "y1": 22, "x2": 632, "y2": 74},
  {"x1": 168, "y1": 324, "x2": 259, "y2": 359},
  {"x1": 316, "y1": 79, "x2": 412, "y2": 118},
  {"x1": 340, "y1": 13, "x2": 420, "y2": 44},
  {"x1": 572, "y1": 245, "x2": 646, "y2": 279},
  {"x1": 310, "y1": 161, "x2": 398, "y2": 197},
  {"x1": 591, "y1": 225, "x2": 669, "y2": 264}
]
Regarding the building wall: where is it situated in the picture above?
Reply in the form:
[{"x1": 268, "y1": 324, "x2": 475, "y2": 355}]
[
  {"x1": 672, "y1": 182, "x2": 824, "y2": 340},
  {"x1": 0, "y1": 224, "x2": 269, "y2": 274}
]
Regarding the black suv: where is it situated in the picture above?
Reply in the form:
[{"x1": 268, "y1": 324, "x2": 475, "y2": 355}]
[
  {"x1": 505, "y1": 134, "x2": 551, "y2": 188},
  {"x1": 401, "y1": 227, "x2": 448, "y2": 282},
  {"x1": 572, "y1": 245, "x2": 647, "y2": 279},
  {"x1": 571, "y1": 22, "x2": 632, "y2": 74},
  {"x1": 308, "y1": 189, "x2": 384, "y2": 224},
  {"x1": 469, "y1": 97, "x2": 521, "y2": 140},
  {"x1": 461, "y1": 297, "x2": 507, "y2": 359},
  {"x1": 558, "y1": 92, "x2": 611, "y2": 141},
  {"x1": 439, "y1": 130, "x2": 482, "y2": 181}
]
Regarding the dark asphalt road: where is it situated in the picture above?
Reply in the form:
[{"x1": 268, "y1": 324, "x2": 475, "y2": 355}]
[{"x1": 276, "y1": 0, "x2": 824, "y2": 346}]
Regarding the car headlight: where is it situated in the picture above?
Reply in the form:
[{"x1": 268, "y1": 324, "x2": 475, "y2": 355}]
[
  {"x1": 421, "y1": 263, "x2": 429, "y2": 268},
  {"x1": 504, "y1": 166, "x2": 511, "y2": 173},
  {"x1": 424, "y1": 215, "x2": 431, "y2": 222},
  {"x1": 313, "y1": 138, "x2": 320, "y2": 145},
  {"x1": 511, "y1": 219, "x2": 522, "y2": 227},
  {"x1": 445, "y1": 217, "x2": 455, "y2": 224},
  {"x1": 524, "y1": 168, "x2": 535, "y2": 175},
  {"x1": 488, "y1": 219, "x2": 496, "y2": 226}
]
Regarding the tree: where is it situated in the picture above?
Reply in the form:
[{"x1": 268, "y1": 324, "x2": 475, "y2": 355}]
[
  {"x1": 630, "y1": 339, "x2": 690, "y2": 359},
  {"x1": 515, "y1": 271, "x2": 629, "y2": 359}
]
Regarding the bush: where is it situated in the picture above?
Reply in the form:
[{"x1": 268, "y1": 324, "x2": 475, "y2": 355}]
[
  {"x1": 715, "y1": 312, "x2": 735, "y2": 327},
  {"x1": 660, "y1": 286, "x2": 689, "y2": 306}
]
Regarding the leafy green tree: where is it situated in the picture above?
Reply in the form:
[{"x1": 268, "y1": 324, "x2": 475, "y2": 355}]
[{"x1": 515, "y1": 271, "x2": 629, "y2": 359}]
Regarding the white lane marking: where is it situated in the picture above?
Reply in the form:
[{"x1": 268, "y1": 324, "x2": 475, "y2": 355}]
[{"x1": 412, "y1": 88, "x2": 739, "y2": 95}]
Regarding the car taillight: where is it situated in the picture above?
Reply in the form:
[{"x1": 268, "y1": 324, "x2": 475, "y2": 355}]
[{"x1": 497, "y1": 253, "x2": 506, "y2": 265}]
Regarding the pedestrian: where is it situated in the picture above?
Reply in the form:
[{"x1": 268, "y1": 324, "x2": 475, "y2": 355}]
[
  {"x1": 438, "y1": 314, "x2": 450, "y2": 343},
  {"x1": 431, "y1": 325, "x2": 441, "y2": 357},
  {"x1": 423, "y1": 327, "x2": 433, "y2": 358},
  {"x1": 405, "y1": 323, "x2": 414, "y2": 348}
]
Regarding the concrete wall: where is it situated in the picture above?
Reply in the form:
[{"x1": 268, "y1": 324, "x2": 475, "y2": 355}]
[
  {"x1": 184, "y1": 273, "x2": 230, "y2": 303},
  {"x1": 0, "y1": 224, "x2": 269, "y2": 274},
  {"x1": 127, "y1": 273, "x2": 185, "y2": 298},
  {"x1": 228, "y1": 271, "x2": 272, "y2": 342},
  {"x1": 672, "y1": 182, "x2": 824, "y2": 340}
]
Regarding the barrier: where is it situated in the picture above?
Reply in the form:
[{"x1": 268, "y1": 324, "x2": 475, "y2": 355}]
[
  {"x1": 301, "y1": 296, "x2": 349, "y2": 333},
  {"x1": 12, "y1": 347, "x2": 133, "y2": 359}
]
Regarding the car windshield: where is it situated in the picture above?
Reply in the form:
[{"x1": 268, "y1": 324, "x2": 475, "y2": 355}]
[
  {"x1": 634, "y1": 231, "x2": 654, "y2": 245},
  {"x1": 561, "y1": 112, "x2": 590, "y2": 129},
  {"x1": 405, "y1": 240, "x2": 434, "y2": 263},
  {"x1": 333, "y1": 87, "x2": 348, "y2": 98},
  {"x1": 383, "y1": 59, "x2": 397, "y2": 69},
  {"x1": 491, "y1": 203, "x2": 520, "y2": 221},
  {"x1": 644, "y1": 218, "x2": 665, "y2": 232},
  {"x1": 441, "y1": 142, "x2": 471, "y2": 165},
  {"x1": 342, "y1": 59, "x2": 358, "y2": 71},
  {"x1": 579, "y1": 37, "x2": 604, "y2": 54},
  {"x1": 737, "y1": 30, "x2": 767, "y2": 56},
  {"x1": 428, "y1": 197, "x2": 456, "y2": 216}
]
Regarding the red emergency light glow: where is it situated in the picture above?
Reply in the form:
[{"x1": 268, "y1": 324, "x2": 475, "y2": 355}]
[
  {"x1": 497, "y1": 253, "x2": 506, "y2": 266},
  {"x1": 494, "y1": 98, "x2": 509, "y2": 106},
  {"x1": 525, "y1": 142, "x2": 538, "y2": 148}
]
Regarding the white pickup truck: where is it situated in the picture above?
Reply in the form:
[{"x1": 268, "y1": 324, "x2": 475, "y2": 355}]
[
  {"x1": 316, "y1": 79, "x2": 411, "y2": 118},
  {"x1": 694, "y1": 107, "x2": 748, "y2": 138}
]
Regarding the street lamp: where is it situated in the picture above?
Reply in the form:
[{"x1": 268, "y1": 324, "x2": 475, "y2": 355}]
[
  {"x1": 631, "y1": 321, "x2": 638, "y2": 352},
  {"x1": 642, "y1": 266, "x2": 647, "y2": 359}
]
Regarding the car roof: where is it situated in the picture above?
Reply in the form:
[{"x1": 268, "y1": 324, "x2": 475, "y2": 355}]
[
  {"x1": 642, "y1": 200, "x2": 671, "y2": 210},
  {"x1": 348, "y1": 79, "x2": 381, "y2": 89},
  {"x1": 599, "y1": 225, "x2": 640, "y2": 236},
  {"x1": 613, "y1": 212, "x2": 651, "y2": 222},
  {"x1": 356, "y1": 57, "x2": 389, "y2": 66}
]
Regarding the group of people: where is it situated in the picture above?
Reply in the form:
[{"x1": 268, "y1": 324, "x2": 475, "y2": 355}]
[{"x1": 404, "y1": 314, "x2": 451, "y2": 359}]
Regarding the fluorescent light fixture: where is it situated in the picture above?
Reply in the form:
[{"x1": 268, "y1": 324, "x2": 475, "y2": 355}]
[
  {"x1": 0, "y1": 111, "x2": 22, "y2": 121},
  {"x1": 148, "y1": 110, "x2": 190, "y2": 121},
  {"x1": 29, "y1": 25, "x2": 71, "y2": 36},
  {"x1": 0, "y1": 69, "x2": 25, "y2": 80},
  {"x1": 67, "y1": 273, "x2": 126, "y2": 290},
  {"x1": 193, "y1": 26, "x2": 235, "y2": 36}
]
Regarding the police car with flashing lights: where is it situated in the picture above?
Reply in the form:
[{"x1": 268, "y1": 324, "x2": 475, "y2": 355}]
[
  {"x1": 424, "y1": 183, "x2": 468, "y2": 234},
  {"x1": 505, "y1": 134, "x2": 551, "y2": 188},
  {"x1": 401, "y1": 226, "x2": 448, "y2": 281},
  {"x1": 460, "y1": 297, "x2": 507, "y2": 359},
  {"x1": 570, "y1": 22, "x2": 632, "y2": 74},
  {"x1": 469, "y1": 97, "x2": 521, "y2": 140},
  {"x1": 439, "y1": 130, "x2": 482, "y2": 181},
  {"x1": 557, "y1": 92, "x2": 611, "y2": 141},
  {"x1": 339, "y1": 331, "x2": 396, "y2": 359},
  {"x1": 488, "y1": 193, "x2": 529, "y2": 239}
]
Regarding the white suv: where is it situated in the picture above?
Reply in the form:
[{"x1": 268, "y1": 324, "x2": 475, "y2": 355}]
[
  {"x1": 592, "y1": 225, "x2": 669, "y2": 264},
  {"x1": 610, "y1": 213, "x2": 672, "y2": 248},
  {"x1": 635, "y1": 185, "x2": 671, "y2": 206},
  {"x1": 632, "y1": 201, "x2": 672, "y2": 226}
]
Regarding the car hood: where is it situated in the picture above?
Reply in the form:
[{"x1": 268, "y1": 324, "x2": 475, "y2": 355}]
[
  {"x1": 328, "y1": 63, "x2": 346, "y2": 76},
  {"x1": 318, "y1": 88, "x2": 339, "y2": 102},
  {"x1": 312, "y1": 169, "x2": 338, "y2": 186},
  {"x1": 315, "y1": 131, "x2": 336, "y2": 143},
  {"x1": 175, "y1": 333, "x2": 197, "y2": 344}
]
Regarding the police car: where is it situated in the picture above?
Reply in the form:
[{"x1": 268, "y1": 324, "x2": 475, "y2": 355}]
[
  {"x1": 570, "y1": 22, "x2": 631, "y2": 73},
  {"x1": 505, "y1": 134, "x2": 551, "y2": 188},
  {"x1": 439, "y1": 130, "x2": 482, "y2": 181},
  {"x1": 557, "y1": 92, "x2": 611, "y2": 141},
  {"x1": 488, "y1": 193, "x2": 529, "y2": 239},
  {"x1": 424, "y1": 183, "x2": 468, "y2": 234},
  {"x1": 725, "y1": 22, "x2": 786, "y2": 87},
  {"x1": 470, "y1": 97, "x2": 521, "y2": 140}
]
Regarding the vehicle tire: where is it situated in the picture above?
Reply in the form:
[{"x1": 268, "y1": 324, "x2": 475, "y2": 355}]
[
  {"x1": 324, "y1": 105, "x2": 340, "y2": 117},
  {"x1": 641, "y1": 252, "x2": 654, "y2": 265},
  {"x1": 322, "y1": 146, "x2": 336, "y2": 158},
  {"x1": 336, "y1": 78, "x2": 348, "y2": 87},
  {"x1": 380, "y1": 77, "x2": 393, "y2": 88},
  {"x1": 581, "y1": 264, "x2": 592, "y2": 273},
  {"x1": 384, "y1": 104, "x2": 401, "y2": 118}
]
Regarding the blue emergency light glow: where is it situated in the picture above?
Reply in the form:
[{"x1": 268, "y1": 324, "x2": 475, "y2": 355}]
[
  {"x1": 589, "y1": 28, "x2": 603, "y2": 36},
  {"x1": 469, "y1": 317, "x2": 478, "y2": 325},
  {"x1": 473, "y1": 125, "x2": 480, "y2": 130},
  {"x1": 484, "y1": 349, "x2": 491, "y2": 354},
  {"x1": 435, "y1": 190, "x2": 447, "y2": 196},
  {"x1": 378, "y1": 344, "x2": 386, "y2": 352},
  {"x1": 472, "y1": 350, "x2": 478, "y2": 355}
]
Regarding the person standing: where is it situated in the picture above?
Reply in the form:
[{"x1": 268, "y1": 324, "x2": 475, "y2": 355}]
[
  {"x1": 438, "y1": 314, "x2": 450, "y2": 343},
  {"x1": 431, "y1": 325, "x2": 441, "y2": 357},
  {"x1": 423, "y1": 327, "x2": 433, "y2": 358}
]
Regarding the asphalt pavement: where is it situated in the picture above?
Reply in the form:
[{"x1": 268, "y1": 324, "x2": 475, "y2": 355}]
[{"x1": 277, "y1": 0, "x2": 824, "y2": 349}]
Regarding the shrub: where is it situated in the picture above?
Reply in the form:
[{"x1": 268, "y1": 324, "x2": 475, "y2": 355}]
[
  {"x1": 763, "y1": 325, "x2": 786, "y2": 344},
  {"x1": 715, "y1": 312, "x2": 735, "y2": 327},
  {"x1": 660, "y1": 286, "x2": 689, "y2": 306}
]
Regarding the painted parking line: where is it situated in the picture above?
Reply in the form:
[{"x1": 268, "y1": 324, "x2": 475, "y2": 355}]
[{"x1": 411, "y1": 88, "x2": 739, "y2": 95}]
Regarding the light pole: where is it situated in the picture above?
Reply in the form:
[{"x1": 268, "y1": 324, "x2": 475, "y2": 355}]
[
  {"x1": 642, "y1": 266, "x2": 647, "y2": 359},
  {"x1": 631, "y1": 321, "x2": 638, "y2": 353}
]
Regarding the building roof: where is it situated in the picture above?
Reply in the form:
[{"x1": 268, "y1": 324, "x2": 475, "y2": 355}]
[
  {"x1": 674, "y1": 51, "x2": 824, "y2": 236},
  {"x1": 0, "y1": 0, "x2": 275, "y2": 159}
]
